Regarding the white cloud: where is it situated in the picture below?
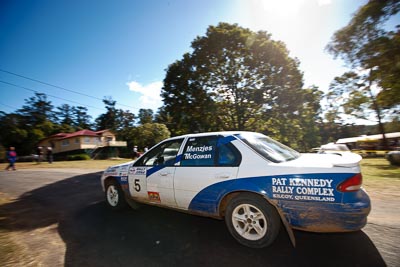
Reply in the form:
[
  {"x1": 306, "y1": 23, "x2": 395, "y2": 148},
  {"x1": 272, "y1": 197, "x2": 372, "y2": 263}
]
[
  {"x1": 318, "y1": 0, "x2": 332, "y2": 6},
  {"x1": 126, "y1": 80, "x2": 163, "y2": 110}
]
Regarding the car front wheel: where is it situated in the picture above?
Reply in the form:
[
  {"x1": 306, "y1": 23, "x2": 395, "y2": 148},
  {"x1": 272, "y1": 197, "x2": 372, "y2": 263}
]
[
  {"x1": 225, "y1": 193, "x2": 281, "y2": 248},
  {"x1": 105, "y1": 180, "x2": 127, "y2": 210}
]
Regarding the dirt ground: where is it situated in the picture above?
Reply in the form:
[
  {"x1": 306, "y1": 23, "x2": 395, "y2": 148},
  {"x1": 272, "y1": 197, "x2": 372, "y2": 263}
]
[
  {"x1": 361, "y1": 177, "x2": 400, "y2": 266},
  {"x1": 0, "y1": 167, "x2": 399, "y2": 267}
]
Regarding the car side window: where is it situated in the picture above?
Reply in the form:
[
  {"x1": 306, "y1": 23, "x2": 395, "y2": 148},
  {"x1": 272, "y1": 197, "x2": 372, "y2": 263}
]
[
  {"x1": 180, "y1": 136, "x2": 217, "y2": 166},
  {"x1": 134, "y1": 139, "x2": 183, "y2": 166},
  {"x1": 180, "y1": 135, "x2": 241, "y2": 167},
  {"x1": 217, "y1": 141, "x2": 241, "y2": 166}
]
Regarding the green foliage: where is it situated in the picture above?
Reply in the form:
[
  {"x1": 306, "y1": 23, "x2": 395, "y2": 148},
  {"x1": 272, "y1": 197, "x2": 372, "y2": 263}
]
[
  {"x1": 17, "y1": 92, "x2": 54, "y2": 127},
  {"x1": 326, "y1": 0, "x2": 400, "y2": 121},
  {"x1": 73, "y1": 106, "x2": 93, "y2": 129},
  {"x1": 327, "y1": 71, "x2": 377, "y2": 121},
  {"x1": 374, "y1": 29, "x2": 400, "y2": 109},
  {"x1": 67, "y1": 154, "x2": 90, "y2": 161},
  {"x1": 384, "y1": 118, "x2": 400, "y2": 132},
  {"x1": 133, "y1": 123, "x2": 171, "y2": 149},
  {"x1": 0, "y1": 92, "x2": 92, "y2": 156},
  {"x1": 326, "y1": 0, "x2": 399, "y2": 65},
  {"x1": 160, "y1": 22, "x2": 319, "y2": 149},
  {"x1": 55, "y1": 104, "x2": 75, "y2": 125},
  {"x1": 138, "y1": 109, "x2": 154, "y2": 124},
  {"x1": 95, "y1": 97, "x2": 119, "y2": 131}
]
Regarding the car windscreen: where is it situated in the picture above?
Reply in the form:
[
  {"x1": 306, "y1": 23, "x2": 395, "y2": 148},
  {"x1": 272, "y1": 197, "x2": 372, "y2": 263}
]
[{"x1": 235, "y1": 133, "x2": 300, "y2": 163}]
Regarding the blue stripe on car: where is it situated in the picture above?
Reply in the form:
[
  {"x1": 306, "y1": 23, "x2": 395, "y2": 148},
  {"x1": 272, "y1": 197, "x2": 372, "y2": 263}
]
[
  {"x1": 188, "y1": 173, "x2": 370, "y2": 231},
  {"x1": 146, "y1": 153, "x2": 184, "y2": 177},
  {"x1": 188, "y1": 173, "x2": 354, "y2": 214}
]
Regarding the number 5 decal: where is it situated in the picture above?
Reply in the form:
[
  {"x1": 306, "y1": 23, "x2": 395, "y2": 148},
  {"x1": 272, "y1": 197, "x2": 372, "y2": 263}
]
[{"x1": 134, "y1": 179, "x2": 141, "y2": 192}]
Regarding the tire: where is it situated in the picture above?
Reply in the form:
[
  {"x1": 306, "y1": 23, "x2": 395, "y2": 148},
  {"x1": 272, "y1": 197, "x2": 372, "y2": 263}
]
[
  {"x1": 225, "y1": 193, "x2": 281, "y2": 248},
  {"x1": 105, "y1": 179, "x2": 127, "y2": 210}
]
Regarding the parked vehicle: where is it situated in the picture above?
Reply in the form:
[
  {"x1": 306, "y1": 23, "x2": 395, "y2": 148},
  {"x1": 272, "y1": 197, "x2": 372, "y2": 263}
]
[
  {"x1": 386, "y1": 150, "x2": 400, "y2": 166},
  {"x1": 318, "y1": 143, "x2": 351, "y2": 155}
]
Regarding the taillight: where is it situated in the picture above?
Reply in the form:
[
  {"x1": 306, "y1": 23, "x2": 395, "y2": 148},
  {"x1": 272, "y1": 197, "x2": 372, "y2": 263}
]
[{"x1": 337, "y1": 173, "x2": 363, "y2": 192}]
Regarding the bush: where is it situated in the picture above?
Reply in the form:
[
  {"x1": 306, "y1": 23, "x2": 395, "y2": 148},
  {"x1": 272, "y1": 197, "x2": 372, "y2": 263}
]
[{"x1": 67, "y1": 154, "x2": 90, "y2": 161}]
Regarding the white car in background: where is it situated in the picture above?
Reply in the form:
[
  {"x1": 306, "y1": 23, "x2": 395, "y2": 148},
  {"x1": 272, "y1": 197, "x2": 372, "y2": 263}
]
[
  {"x1": 318, "y1": 143, "x2": 351, "y2": 155},
  {"x1": 101, "y1": 131, "x2": 370, "y2": 248}
]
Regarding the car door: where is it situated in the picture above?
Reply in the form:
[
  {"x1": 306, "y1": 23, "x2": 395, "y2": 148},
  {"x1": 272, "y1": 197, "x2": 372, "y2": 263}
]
[
  {"x1": 173, "y1": 135, "x2": 241, "y2": 211},
  {"x1": 129, "y1": 138, "x2": 184, "y2": 207}
]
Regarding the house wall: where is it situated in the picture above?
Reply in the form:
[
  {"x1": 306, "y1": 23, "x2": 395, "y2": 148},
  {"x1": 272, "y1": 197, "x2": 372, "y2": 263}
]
[
  {"x1": 100, "y1": 131, "x2": 116, "y2": 143},
  {"x1": 38, "y1": 136, "x2": 102, "y2": 154},
  {"x1": 37, "y1": 130, "x2": 125, "y2": 155}
]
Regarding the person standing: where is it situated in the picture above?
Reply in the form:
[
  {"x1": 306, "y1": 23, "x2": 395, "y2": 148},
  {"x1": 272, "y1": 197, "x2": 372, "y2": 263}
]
[
  {"x1": 47, "y1": 147, "x2": 53, "y2": 164},
  {"x1": 132, "y1": 145, "x2": 138, "y2": 159},
  {"x1": 5, "y1": 147, "x2": 17, "y2": 171}
]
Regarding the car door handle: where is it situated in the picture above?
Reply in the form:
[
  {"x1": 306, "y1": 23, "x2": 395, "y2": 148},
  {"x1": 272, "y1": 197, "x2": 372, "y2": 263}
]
[
  {"x1": 160, "y1": 171, "x2": 170, "y2": 176},
  {"x1": 216, "y1": 173, "x2": 230, "y2": 179}
]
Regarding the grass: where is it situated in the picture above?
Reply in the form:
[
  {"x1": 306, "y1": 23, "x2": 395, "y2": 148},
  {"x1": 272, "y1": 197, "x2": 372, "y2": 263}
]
[{"x1": 360, "y1": 158, "x2": 400, "y2": 181}]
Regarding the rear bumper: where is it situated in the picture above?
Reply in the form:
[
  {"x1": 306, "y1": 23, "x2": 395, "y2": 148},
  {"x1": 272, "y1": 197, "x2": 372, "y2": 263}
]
[{"x1": 279, "y1": 190, "x2": 371, "y2": 232}]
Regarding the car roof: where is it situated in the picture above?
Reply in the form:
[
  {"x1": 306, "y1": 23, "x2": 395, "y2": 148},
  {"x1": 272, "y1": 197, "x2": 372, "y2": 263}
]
[{"x1": 168, "y1": 131, "x2": 260, "y2": 140}]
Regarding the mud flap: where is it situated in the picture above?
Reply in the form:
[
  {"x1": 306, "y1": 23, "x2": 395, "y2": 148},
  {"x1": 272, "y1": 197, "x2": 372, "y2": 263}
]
[
  {"x1": 275, "y1": 206, "x2": 296, "y2": 247},
  {"x1": 267, "y1": 198, "x2": 296, "y2": 247}
]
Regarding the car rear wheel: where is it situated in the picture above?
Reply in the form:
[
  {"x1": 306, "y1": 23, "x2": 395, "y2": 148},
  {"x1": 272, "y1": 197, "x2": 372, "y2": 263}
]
[
  {"x1": 105, "y1": 180, "x2": 127, "y2": 210},
  {"x1": 225, "y1": 193, "x2": 281, "y2": 248}
]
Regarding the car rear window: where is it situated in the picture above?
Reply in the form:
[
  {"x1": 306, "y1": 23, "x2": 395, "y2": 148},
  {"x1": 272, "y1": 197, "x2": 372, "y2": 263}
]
[{"x1": 235, "y1": 133, "x2": 300, "y2": 163}]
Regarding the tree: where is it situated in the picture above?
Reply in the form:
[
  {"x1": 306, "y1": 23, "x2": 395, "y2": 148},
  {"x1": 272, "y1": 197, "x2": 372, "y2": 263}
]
[
  {"x1": 0, "y1": 112, "x2": 29, "y2": 155},
  {"x1": 137, "y1": 109, "x2": 154, "y2": 125},
  {"x1": 326, "y1": 0, "x2": 400, "y2": 147},
  {"x1": 119, "y1": 110, "x2": 136, "y2": 129},
  {"x1": 17, "y1": 92, "x2": 54, "y2": 128},
  {"x1": 161, "y1": 53, "x2": 217, "y2": 135},
  {"x1": 73, "y1": 106, "x2": 92, "y2": 129},
  {"x1": 15, "y1": 93, "x2": 56, "y2": 153},
  {"x1": 133, "y1": 123, "x2": 170, "y2": 149},
  {"x1": 95, "y1": 97, "x2": 120, "y2": 131},
  {"x1": 297, "y1": 87, "x2": 323, "y2": 151},
  {"x1": 161, "y1": 23, "x2": 307, "y2": 147},
  {"x1": 0, "y1": 93, "x2": 57, "y2": 155},
  {"x1": 55, "y1": 104, "x2": 75, "y2": 126},
  {"x1": 374, "y1": 27, "x2": 400, "y2": 109}
]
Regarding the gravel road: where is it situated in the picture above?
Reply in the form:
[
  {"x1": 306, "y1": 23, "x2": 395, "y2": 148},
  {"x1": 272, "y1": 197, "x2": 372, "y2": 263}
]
[{"x1": 0, "y1": 169, "x2": 398, "y2": 267}]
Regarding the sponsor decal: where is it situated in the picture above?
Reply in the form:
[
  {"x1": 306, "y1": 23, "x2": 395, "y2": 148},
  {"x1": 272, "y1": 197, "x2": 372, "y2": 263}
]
[
  {"x1": 272, "y1": 177, "x2": 335, "y2": 202},
  {"x1": 183, "y1": 145, "x2": 213, "y2": 160},
  {"x1": 119, "y1": 165, "x2": 129, "y2": 176},
  {"x1": 104, "y1": 167, "x2": 118, "y2": 176},
  {"x1": 148, "y1": 191, "x2": 161, "y2": 202},
  {"x1": 120, "y1": 165, "x2": 129, "y2": 171},
  {"x1": 130, "y1": 167, "x2": 146, "y2": 176}
]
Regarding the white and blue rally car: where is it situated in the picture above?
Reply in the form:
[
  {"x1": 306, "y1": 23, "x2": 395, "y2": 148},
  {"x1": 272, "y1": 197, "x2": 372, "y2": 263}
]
[{"x1": 101, "y1": 131, "x2": 371, "y2": 248}]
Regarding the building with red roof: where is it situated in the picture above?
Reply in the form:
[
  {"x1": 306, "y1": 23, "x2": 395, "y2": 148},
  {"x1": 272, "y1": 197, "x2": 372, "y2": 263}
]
[{"x1": 37, "y1": 129, "x2": 127, "y2": 159}]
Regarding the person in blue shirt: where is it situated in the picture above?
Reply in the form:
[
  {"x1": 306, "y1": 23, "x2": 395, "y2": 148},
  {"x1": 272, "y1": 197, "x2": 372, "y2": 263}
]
[{"x1": 5, "y1": 147, "x2": 17, "y2": 171}]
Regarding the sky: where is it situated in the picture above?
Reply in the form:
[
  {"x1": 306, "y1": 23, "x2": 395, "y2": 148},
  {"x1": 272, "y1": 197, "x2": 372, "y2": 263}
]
[{"x1": 0, "y1": 0, "x2": 381, "y2": 123}]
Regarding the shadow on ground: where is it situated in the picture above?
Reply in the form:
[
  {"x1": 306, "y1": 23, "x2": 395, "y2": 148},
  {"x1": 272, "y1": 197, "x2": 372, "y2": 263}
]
[{"x1": 0, "y1": 172, "x2": 386, "y2": 267}]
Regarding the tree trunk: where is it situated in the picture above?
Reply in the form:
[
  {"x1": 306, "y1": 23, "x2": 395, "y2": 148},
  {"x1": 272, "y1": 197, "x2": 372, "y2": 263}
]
[{"x1": 367, "y1": 76, "x2": 388, "y2": 150}]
